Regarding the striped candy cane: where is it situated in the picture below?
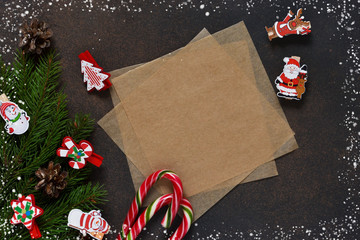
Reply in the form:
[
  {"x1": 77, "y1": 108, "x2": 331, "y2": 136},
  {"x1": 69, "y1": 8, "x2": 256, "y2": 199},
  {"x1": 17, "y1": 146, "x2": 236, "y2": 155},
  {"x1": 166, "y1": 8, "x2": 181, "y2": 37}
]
[
  {"x1": 120, "y1": 170, "x2": 184, "y2": 239},
  {"x1": 57, "y1": 136, "x2": 103, "y2": 169},
  {"x1": 170, "y1": 198, "x2": 193, "y2": 240},
  {"x1": 120, "y1": 193, "x2": 193, "y2": 240}
]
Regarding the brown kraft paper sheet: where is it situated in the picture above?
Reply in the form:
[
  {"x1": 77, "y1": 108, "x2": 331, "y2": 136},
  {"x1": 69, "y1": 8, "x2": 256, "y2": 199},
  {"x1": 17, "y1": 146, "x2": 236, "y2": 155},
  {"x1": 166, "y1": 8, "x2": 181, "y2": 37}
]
[
  {"x1": 103, "y1": 42, "x2": 280, "y2": 189},
  {"x1": 104, "y1": 41, "x2": 283, "y2": 186},
  {"x1": 98, "y1": 22, "x2": 298, "y2": 220},
  {"x1": 119, "y1": 34, "x2": 294, "y2": 197},
  {"x1": 107, "y1": 28, "x2": 285, "y2": 179}
]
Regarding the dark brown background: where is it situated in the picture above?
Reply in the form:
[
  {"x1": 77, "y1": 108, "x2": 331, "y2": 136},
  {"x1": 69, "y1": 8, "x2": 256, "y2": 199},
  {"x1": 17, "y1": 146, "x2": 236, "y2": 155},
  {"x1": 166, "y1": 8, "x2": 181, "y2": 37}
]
[{"x1": 1, "y1": 0, "x2": 358, "y2": 239}]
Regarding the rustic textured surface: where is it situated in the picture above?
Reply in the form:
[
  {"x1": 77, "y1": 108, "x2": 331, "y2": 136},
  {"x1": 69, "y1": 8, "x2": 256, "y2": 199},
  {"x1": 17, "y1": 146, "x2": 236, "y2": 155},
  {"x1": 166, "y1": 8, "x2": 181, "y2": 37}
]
[{"x1": 1, "y1": 0, "x2": 356, "y2": 239}]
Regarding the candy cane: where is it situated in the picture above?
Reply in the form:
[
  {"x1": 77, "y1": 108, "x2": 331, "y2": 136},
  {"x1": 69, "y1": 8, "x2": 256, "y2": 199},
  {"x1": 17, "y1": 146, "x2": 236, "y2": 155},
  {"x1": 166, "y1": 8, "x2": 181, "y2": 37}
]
[
  {"x1": 170, "y1": 198, "x2": 193, "y2": 240},
  {"x1": 120, "y1": 170, "x2": 184, "y2": 239},
  {"x1": 120, "y1": 193, "x2": 193, "y2": 240},
  {"x1": 57, "y1": 136, "x2": 103, "y2": 169}
]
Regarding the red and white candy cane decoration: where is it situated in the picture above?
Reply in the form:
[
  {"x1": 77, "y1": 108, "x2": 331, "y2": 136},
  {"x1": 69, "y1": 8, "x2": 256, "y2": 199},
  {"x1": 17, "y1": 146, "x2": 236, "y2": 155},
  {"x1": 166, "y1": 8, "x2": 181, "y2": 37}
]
[
  {"x1": 56, "y1": 136, "x2": 103, "y2": 169},
  {"x1": 118, "y1": 194, "x2": 193, "y2": 240},
  {"x1": 119, "y1": 170, "x2": 193, "y2": 240},
  {"x1": 121, "y1": 170, "x2": 183, "y2": 235}
]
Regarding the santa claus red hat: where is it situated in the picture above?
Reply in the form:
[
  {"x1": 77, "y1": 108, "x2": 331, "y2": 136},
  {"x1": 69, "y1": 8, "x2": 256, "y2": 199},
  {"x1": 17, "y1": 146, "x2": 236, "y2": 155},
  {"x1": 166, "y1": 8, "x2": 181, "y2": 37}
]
[
  {"x1": 283, "y1": 57, "x2": 300, "y2": 68},
  {"x1": 0, "y1": 102, "x2": 16, "y2": 120}
]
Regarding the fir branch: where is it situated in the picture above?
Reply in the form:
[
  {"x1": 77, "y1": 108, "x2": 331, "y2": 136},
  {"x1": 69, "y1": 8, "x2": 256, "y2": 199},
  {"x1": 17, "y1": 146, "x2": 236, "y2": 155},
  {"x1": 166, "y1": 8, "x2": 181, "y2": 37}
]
[
  {"x1": 39, "y1": 182, "x2": 107, "y2": 222},
  {"x1": 15, "y1": 50, "x2": 62, "y2": 167},
  {"x1": 0, "y1": 50, "x2": 107, "y2": 240},
  {"x1": 67, "y1": 113, "x2": 95, "y2": 143}
]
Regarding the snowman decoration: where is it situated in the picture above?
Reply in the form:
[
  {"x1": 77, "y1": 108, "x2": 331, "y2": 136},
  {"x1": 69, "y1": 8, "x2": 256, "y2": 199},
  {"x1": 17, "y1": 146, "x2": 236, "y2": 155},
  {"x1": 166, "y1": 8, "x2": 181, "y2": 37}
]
[
  {"x1": 67, "y1": 209, "x2": 110, "y2": 240},
  {"x1": 0, "y1": 100, "x2": 30, "y2": 135}
]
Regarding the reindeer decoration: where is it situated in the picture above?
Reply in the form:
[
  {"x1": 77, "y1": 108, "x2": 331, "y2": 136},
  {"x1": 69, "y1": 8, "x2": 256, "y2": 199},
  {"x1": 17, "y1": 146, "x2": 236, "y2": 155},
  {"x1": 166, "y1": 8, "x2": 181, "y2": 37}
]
[
  {"x1": 265, "y1": 8, "x2": 311, "y2": 41},
  {"x1": 296, "y1": 72, "x2": 307, "y2": 99}
]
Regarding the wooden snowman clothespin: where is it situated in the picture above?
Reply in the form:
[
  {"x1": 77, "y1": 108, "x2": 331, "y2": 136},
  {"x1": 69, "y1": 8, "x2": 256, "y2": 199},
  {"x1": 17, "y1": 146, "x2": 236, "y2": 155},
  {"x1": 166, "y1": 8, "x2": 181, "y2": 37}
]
[{"x1": 0, "y1": 94, "x2": 30, "y2": 135}]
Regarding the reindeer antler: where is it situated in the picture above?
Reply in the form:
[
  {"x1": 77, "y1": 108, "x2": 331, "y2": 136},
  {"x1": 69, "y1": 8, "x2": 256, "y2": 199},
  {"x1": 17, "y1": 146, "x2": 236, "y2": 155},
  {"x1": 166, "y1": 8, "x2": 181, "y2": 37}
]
[{"x1": 295, "y1": 8, "x2": 303, "y2": 19}]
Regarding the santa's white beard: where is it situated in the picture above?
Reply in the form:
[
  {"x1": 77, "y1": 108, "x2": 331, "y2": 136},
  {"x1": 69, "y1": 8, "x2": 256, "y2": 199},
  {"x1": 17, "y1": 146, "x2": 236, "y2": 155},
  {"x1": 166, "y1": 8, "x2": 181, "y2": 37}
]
[{"x1": 283, "y1": 68, "x2": 299, "y2": 80}]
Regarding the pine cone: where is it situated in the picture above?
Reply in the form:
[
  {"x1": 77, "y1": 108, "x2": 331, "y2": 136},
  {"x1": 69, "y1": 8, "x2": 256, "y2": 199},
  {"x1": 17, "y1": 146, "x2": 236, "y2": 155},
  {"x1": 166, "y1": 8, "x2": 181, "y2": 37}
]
[
  {"x1": 35, "y1": 161, "x2": 68, "y2": 198},
  {"x1": 19, "y1": 18, "x2": 53, "y2": 55}
]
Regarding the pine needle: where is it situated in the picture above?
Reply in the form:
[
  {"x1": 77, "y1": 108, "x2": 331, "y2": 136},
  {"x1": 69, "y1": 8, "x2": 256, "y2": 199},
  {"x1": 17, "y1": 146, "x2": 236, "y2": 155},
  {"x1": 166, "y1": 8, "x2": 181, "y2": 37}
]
[{"x1": 0, "y1": 51, "x2": 107, "y2": 240}]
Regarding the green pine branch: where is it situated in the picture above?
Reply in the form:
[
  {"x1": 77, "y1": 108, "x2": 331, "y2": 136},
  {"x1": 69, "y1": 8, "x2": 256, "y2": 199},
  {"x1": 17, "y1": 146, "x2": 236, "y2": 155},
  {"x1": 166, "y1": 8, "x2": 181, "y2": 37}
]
[{"x1": 0, "y1": 51, "x2": 107, "y2": 240}]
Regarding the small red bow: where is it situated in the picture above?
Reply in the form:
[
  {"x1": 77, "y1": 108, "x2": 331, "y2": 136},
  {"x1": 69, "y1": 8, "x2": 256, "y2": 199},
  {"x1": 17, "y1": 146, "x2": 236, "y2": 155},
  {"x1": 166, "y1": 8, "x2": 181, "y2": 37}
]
[{"x1": 300, "y1": 27, "x2": 311, "y2": 35}]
